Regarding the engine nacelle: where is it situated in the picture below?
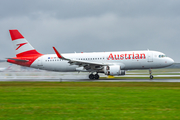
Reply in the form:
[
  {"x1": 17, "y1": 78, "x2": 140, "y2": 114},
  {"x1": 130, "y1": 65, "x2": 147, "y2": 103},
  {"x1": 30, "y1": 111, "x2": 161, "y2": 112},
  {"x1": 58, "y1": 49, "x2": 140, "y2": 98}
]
[{"x1": 104, "y1": 65, "x2": 125, "y2": 76}]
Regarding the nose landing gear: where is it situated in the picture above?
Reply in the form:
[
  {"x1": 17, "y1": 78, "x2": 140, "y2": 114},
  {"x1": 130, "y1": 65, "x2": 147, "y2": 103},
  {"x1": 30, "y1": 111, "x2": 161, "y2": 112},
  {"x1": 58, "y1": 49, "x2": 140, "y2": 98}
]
[{"x1": 149, "y1": 69, "x2": 153, "y2": 79}]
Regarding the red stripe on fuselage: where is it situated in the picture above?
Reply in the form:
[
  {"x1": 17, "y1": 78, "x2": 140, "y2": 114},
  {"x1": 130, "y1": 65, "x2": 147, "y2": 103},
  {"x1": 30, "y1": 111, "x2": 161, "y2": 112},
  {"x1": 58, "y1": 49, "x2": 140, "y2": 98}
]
[{"x1": 9, "y1": 30, "x2": 24, "y2": 41}]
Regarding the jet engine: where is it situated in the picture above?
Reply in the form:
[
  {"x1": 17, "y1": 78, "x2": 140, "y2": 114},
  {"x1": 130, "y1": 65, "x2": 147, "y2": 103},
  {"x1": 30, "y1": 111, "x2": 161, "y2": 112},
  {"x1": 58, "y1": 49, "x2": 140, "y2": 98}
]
[{"x1": 104, "y1": 65, "x2": 125, "y2": 76}]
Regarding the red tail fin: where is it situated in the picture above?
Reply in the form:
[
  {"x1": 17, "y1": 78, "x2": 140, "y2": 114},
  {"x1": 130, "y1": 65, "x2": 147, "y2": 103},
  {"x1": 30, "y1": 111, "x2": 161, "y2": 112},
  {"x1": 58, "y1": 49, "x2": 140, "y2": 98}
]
[{"x1": 9, "y1": 30, "x2": 42, "y2": 57}]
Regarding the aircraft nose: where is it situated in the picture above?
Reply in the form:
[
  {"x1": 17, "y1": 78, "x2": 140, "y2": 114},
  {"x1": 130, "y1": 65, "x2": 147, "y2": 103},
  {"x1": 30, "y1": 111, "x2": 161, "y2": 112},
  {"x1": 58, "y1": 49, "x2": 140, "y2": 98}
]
[{"x1": 168, "y1": 58, "x2": 174, "y2": 65}]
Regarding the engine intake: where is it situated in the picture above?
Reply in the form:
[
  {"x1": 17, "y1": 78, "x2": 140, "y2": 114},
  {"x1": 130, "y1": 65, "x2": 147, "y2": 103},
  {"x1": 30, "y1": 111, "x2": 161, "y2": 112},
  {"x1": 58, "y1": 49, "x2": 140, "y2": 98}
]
[{"x1": 104, "y1": 65, "x2": 125, "y2": 76}]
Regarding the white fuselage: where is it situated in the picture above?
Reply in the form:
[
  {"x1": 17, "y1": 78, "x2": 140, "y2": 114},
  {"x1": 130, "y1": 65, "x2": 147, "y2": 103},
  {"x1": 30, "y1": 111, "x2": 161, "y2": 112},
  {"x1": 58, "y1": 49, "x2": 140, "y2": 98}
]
[
  {"x1": 0, "y1": 68, "x2": 6, "y2": 72},
  {"x1": 30, "y1": 50, "x2": 174, "y2": 72}
]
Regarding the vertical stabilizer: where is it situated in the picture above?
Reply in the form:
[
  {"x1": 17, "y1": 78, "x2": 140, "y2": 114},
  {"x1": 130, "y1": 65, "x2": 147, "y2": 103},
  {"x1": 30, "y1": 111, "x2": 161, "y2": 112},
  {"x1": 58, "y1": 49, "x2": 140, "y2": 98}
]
[{"x1": 9, "y1": 30, "x2": 42, "y2": 57}]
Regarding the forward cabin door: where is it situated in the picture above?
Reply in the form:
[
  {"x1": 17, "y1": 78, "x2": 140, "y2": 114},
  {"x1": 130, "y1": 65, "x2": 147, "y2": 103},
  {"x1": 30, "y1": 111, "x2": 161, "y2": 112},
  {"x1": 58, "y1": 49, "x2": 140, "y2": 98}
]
[{"x1": 147, "y1": 52, "x2": 153, "y2": 62}]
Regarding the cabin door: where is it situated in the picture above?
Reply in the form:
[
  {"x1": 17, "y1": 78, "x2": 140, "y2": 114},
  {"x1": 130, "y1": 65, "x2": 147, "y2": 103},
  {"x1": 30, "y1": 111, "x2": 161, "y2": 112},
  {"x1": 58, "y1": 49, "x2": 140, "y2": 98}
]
[{"x1": 147, "y1": 52, "x2": 153, "y2": 62}]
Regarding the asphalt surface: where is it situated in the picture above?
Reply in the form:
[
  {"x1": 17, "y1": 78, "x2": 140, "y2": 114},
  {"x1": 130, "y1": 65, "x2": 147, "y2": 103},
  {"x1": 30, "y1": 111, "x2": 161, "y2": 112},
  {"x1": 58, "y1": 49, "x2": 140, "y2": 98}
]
[
  {"x1": 1, "y1": 78, "x2": 180, "y2": 82},
  {"x1": 0, "y1": 72, "x2": 180, "y2": 82}
]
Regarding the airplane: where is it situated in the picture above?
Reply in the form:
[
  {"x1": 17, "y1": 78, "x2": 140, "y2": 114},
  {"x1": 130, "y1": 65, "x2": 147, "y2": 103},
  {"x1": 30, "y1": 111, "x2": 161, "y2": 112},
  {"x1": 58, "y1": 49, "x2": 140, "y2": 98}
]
[
  {"x1": 0, "y1": 64, "x2": 12, "y2": 72},
  {"x1": 6, "y1": 29, "x2": 174, "y2": 79}
]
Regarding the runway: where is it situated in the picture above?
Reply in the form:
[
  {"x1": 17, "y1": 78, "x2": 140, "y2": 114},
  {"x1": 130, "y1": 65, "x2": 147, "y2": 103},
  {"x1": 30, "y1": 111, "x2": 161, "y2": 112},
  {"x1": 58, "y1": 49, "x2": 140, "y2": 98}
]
[
  {"x1": 0, "y1": 72, "x2": 180, "y2": 82},
  {"x1": 1, "y1": 78, "x2": 180, "y2": 82}
]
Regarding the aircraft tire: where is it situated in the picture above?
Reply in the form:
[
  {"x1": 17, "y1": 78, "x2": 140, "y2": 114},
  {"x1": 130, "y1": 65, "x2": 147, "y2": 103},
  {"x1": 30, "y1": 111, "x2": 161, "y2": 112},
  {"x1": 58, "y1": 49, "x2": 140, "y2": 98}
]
[
  {"x1": 150, "y1": 75, "x2": 153, "y2": 79},
  {"x1": 89, "y1": 74, "x2": 95, "y2": 79},
  {"x1": 94, "y1": 74, "x2": 99, "y2": 79}
]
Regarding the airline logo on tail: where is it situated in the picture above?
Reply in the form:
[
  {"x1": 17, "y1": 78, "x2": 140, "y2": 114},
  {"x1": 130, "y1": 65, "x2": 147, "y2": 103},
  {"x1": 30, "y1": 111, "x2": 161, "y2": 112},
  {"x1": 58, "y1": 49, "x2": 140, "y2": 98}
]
[{"x1": 16, "y1": 42, "x2": 27, "y2": 50}]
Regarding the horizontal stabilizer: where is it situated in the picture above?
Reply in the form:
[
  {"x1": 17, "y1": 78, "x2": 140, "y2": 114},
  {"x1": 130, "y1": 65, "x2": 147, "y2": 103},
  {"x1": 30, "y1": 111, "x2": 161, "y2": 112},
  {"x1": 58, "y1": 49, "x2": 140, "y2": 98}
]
[
  {"x1": 0, "y1": 60, "x2": 7, "y2": 62},
  {"x1": 6, "y1": 58, "x2": 29, "y2": 62}
]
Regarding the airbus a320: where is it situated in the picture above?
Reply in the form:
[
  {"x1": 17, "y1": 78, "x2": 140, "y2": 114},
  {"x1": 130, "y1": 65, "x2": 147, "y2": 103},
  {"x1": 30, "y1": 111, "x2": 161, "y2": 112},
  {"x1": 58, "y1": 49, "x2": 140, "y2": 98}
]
[{"x1": 7, "y1": 30, "x2": 174, "y2": 79}]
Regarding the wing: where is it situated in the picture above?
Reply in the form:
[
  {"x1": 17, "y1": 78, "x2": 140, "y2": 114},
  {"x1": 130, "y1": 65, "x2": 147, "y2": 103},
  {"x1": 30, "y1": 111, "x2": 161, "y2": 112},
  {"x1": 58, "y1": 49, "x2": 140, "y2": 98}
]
[{"x1": 52, "y1": 47, "x2": 109, "y2": 71}]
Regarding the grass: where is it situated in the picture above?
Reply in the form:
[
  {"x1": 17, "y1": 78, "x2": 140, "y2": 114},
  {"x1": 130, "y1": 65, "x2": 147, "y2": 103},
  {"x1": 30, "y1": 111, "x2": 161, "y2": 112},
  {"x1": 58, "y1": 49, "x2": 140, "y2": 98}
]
[{"x1": 0, "y1": 82, "x2": 180, "y2": 120}]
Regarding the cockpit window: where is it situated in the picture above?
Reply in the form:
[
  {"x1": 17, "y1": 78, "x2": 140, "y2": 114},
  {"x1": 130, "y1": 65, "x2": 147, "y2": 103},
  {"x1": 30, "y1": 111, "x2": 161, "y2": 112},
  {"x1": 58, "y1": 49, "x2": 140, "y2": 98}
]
[{"x1": 159, "y1": 55, "x2": 166, "y2": 58}]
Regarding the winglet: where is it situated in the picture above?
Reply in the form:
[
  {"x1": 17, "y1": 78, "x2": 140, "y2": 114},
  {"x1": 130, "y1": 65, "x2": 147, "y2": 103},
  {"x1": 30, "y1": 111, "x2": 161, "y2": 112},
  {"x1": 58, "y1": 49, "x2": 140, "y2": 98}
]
[{"x1": 52, "y1": 47, "x2": 63, "y2": 58}]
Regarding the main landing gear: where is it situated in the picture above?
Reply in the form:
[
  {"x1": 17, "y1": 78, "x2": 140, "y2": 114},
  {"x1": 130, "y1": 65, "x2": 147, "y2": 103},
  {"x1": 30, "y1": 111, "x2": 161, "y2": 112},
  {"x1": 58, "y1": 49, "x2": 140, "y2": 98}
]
[
  {"x1": 89, "y1": 73, "x2": 99, "y2": 79},
  {"x1": 149, "y1": 69, "x2": 153, "y2": 79}
]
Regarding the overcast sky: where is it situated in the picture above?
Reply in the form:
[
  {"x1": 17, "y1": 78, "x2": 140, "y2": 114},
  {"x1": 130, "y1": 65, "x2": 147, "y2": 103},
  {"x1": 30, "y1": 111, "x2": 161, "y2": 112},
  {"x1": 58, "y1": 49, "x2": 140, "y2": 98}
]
[{"x1": 0, "y1": 0, "x2": 180, "y2": 62}]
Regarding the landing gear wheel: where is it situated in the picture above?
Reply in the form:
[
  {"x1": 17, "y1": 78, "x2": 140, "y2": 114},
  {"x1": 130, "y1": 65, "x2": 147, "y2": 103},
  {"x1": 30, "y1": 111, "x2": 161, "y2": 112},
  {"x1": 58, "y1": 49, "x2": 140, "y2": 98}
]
[
  {"x1": 89, "y1": 74, "x2": 94, "y2": 79},
  {"x1": 149, "y1": 69, "x2": 153, "y2": 80},
  {"x1": 94, "y1": 74, "x2": 99, "y2": 79},
  {"x1": 150, "y1": 75, "x2": 153, "y2": 79}
]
